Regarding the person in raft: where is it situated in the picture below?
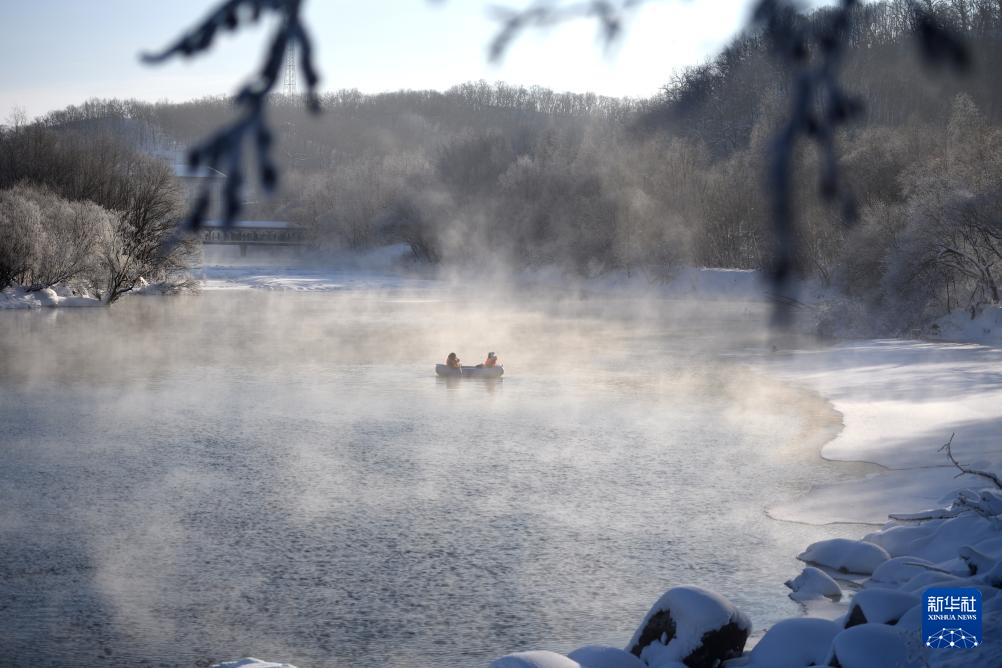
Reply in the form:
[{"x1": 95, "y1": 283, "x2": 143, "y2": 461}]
[
  {"x1": 482, "y1": 352, "x2": 499, "y2": 368},
  {"x1": 446, "y1": 352, "x2": 461, "y2": 369}
]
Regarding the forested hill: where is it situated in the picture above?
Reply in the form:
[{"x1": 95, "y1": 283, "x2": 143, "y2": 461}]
[
  {"x1": 648, "y1": 0, "x2": 1002, "y2": 157},
  {"x1": 7, "y1": 0, "x2": 1002, "y2": 333},
  {"x1": 43, "y1": 83, "x2": 643, "y2": 172}
]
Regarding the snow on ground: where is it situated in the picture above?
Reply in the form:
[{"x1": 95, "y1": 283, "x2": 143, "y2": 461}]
[
  {"x1": 196, "y1": 252, "x2": 792, "y2": 306},
  {"x1": 195, "y1": 249, "x2": 786, "y2": 303},
  {"x1": 0, "y1": 285, "x2": 102, "y2": 309},
  {"x1": 515, "y1": 265, "x2": 827, "y2": 304},
  {"x1": 932, "y1": 305, "x2": 1002, "y2": 347},
  {"x1": 568, "y1": 267, "x2": 772, "y2": 301},
  {"x1": 764, "y1": 340, "x2": 1002, "y2": 524},
  {"x1": 198, "y1": 264, "x2": 434, "y2": 292},
  {"x1": 197, "y1": 244, "x2": 436, "y2": 293}
]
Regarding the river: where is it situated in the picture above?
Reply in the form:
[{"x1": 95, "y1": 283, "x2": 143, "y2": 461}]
[{"x1": 0, "y1": 280, "x2": 869, "y2": 667}]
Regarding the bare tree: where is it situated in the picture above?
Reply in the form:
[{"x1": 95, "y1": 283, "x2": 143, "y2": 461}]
[{"x1": 90, "y1": 159, "x2": 197, "y2": 303}]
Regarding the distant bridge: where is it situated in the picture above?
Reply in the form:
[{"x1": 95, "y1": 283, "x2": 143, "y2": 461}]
[{"x1": 199, "y1": 220, "x2": 308, "y2": 256}]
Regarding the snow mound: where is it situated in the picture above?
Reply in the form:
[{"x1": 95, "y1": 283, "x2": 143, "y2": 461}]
[
  {"x1": 566, "y1": 645, "x2": 645, "y2": 668},
  {"x1": 739, "y1": 617, "x2": 840, "y2": 668},
  {"x1": 784, "y1": 566, "x2": 842, "y2": 601},
  {"x1": 0, "y1": 285, "x2": 102, "y2": 309},
  {"x1": 864, "y1": 514, "x2": 995, "y2": 564},
  {"x1": 868, "y1": 556, "x2": 950, "y2": 588},
  {"x1": 825, "y1": 624, "x2": 927, "y2": 668},
  {"x1": 489, "y1": 651, "x2": 581, "y2": 668},
  {"x1": 212, "y1": 659, "x2": 297, "y2": 668},
  {"x1": 844, "y1": 589, "x2": 920, "y2": 627},
  {"x1": 626, "y1": 585, "x2": 750, "y2": 668},
  {"x1": 798, "y1": 538, "x2": 890, "y2": 575}
]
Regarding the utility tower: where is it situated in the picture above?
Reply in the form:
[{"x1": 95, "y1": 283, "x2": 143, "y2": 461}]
[{"x1": 283, "y1": 42, "x2": 297, "y2": 97}]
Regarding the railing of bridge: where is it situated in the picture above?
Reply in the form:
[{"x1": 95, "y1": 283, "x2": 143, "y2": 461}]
[{"x1": 199, "y1": 226, "x2": 307, "y2": 246}]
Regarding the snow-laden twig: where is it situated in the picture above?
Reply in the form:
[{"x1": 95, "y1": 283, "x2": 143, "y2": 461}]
[{"x1": 939, "y1": 432, "x2": 1002, "y2": 490}]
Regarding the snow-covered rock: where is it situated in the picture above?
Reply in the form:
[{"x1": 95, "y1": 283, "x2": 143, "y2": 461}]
[
  {"x1": 784, "y1": 566, "x2": 842, "y2": 601},
  {"x1": 866, "y1": 514, "x2": 998, "y2": 564},
  {"x1": 212, "y1": 660, "x2": 297, "y2": 668},
  {"x1": 897, "y1": 570, "x2": 968, "y2": 595},
  {"x1": 798, "y1": 538, "x2": 890, "y2": 575},
  {"x1": 825, "y1": 624, "x2": 927, "y2": 668},
  {"x1": 959, "y1": 544, "x2": 999, "y2": 575},
  {"x1": 626, "y1": 585, "x2": 750, "y2": 668},
  {"x1": 738, "y1": 617, "x2": 840, "y2": 668},
  {"x1": 844, "y1": 589, "x2": 920, "y2": 627},
  {"x1": 489, "y1": 651, "x2": 582, "y2": 668},
  {"x1": 566, "y1": 645, "x2": 645, "y2": 668},
  {"x1": 868, "y1": 556, "x2": 950, "y2": 588},
  {"x1": 36, "y1": 287, "x2": 60, "y2": 306}
]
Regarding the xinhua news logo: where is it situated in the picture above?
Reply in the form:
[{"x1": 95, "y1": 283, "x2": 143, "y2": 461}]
[{"x1": 923, "y1": 588, "x2": 982, "y2": 649}]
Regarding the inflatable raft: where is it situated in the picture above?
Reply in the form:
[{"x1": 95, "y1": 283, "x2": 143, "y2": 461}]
[{"x1": 435, "y1": 364, "x2": 504, "y2": 379}]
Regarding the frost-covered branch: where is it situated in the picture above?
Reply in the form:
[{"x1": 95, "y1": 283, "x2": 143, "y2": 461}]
[
  {"x1": 940, "y1": 433, "x2": 1002, "y2": 490},
  {"x1": 142, "y1": 0, "x2": 321, "y2": 228}
]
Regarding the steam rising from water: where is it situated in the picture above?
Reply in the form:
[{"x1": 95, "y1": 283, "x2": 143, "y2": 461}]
[{"x1": 0, "y1": 282, "x2": 871, "y2": 667}]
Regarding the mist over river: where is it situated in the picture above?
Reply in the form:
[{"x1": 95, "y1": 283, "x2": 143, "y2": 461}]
[{"x1": 0, "y1": 280, "x2": 871, "y2": 668}]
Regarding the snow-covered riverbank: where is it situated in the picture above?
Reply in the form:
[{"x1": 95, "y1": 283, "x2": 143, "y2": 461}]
[
  {"x1": 0, "y1": 284, "x2": 103, "y2": 308},
  {"x1": 766, "y1": 340, "x2": 1002, "y2": 525}
]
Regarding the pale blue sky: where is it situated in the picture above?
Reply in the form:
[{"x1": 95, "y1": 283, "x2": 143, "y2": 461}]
[{"x1": 0, "y1": 1, "x2": 835, "y2": 120}]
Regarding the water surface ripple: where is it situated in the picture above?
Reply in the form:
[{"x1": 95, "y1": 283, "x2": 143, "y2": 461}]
[{"x1": 0, "y1": 289, "x2": 865, "y2": 667}]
